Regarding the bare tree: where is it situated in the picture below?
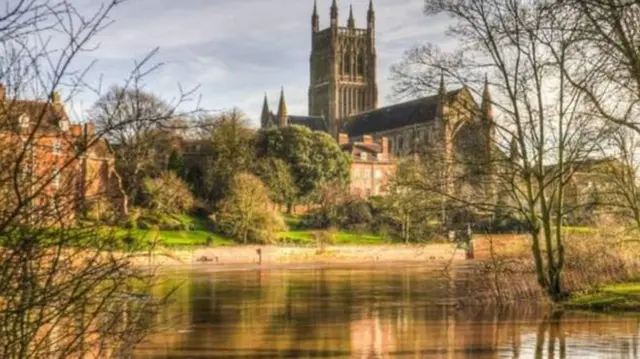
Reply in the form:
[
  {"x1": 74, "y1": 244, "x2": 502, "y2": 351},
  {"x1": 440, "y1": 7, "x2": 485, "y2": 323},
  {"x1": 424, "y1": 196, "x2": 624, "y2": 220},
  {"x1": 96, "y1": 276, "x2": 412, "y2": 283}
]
[
  {"x1": 0, "y1": 0, "x2": 195, "y2": 357},
  {"x1": 90, "y1": 86, "x2": 190, "y2": 204},
  {"x1": 596, "y1": 125, "x2": 640, "y2": 230},
  {"x1": 391, "y1": 0, "x2": 607, "y2": 301},
  {"x1": 556, "y1": 0, "x2": 640, "y2": 133},
  {"x1": 552, "y1": 0, "x2": 640, "y2": 235}
]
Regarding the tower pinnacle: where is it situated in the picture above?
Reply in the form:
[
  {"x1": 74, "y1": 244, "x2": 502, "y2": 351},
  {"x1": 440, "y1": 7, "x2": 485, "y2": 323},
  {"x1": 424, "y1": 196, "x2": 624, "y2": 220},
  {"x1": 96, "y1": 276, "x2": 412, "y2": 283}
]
[
  {"x1": 312, "y1": 0, "x2": 319, "y2": 32},
  {"x1": 348, "y1": 4, "x2": 355, "y2": 28},
  {"x1": 260, "y1": 93, "x2": 270, "y2": 127},
  {"x1": 438, "y1": 69, "x2": 448, "y2": 118},
  {"x1": 438, "y1": 70, "x2": 446, "y2": 97},
  {"x1": 367, "y1": 0, "x2": 375, "y2": 28},
  {"x1": 277, "y1": 87, "x2": 288, "y2": 127},
  {"x1": 481, "y1": 73, "x2": 492, "y2": 121},
  {"x1": 331, "y1": 0, "x2": 338, "y2": 26}
]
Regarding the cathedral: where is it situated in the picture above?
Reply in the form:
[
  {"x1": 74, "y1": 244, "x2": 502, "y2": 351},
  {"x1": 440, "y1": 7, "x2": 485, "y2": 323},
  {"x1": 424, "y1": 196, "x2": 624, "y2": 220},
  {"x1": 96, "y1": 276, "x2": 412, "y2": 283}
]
[{"x1": 260, "y1": 0, "x2": 494, "y2": 164}]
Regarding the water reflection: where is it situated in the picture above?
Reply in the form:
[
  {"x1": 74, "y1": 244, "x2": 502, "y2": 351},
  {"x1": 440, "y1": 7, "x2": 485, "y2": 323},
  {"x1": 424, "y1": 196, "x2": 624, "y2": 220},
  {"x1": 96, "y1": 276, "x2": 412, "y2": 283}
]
[{"x1": 135, "y1": 266, "x2": 640, "y2": 358}]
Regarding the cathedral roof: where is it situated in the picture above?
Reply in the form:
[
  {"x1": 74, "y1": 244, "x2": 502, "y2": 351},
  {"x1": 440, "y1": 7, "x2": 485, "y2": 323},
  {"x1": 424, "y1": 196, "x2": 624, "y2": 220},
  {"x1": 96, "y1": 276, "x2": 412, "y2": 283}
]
[
  {"x1": 288, "y1": 115, "x2": 328, "y2": 132},
  {"x1": 343, "y1": 88, "x2": 464, "y2": 137}
]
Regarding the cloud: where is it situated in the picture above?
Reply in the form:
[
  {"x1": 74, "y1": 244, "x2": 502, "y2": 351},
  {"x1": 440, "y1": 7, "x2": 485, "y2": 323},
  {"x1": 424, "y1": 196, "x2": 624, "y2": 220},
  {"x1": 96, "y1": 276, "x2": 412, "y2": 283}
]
[{"x1": 66, "y1": 0, "x2": 454, "y2": 126}]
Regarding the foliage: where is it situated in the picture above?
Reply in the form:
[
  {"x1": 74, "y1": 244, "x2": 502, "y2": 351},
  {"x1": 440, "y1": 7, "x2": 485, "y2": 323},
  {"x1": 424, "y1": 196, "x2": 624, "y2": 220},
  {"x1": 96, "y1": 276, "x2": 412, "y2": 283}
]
[
  {"x1": 167, "y1": 149, "x2": 185, "y2": 177},
  {"x1": 85, "y1": 197, "x2": 117, "y2": 224},
  {"x1": 141, "y1": 172, "x2": 195, "y2": 215},
  {"x1": 371, "y1": 159, "x2": 444, "y2": 243},
  {"x1": 214, "y1": 173, "x2": 287, "y2": 244},
  {"x1": 255, "y1": 125, "x2": 351, "y2": 203},
  {"x1": 192, "y1": 110, "x2": 255, "y2": 204},
  {"x1": 253, "y1": 157, "x2": 298, "y2": 210}
]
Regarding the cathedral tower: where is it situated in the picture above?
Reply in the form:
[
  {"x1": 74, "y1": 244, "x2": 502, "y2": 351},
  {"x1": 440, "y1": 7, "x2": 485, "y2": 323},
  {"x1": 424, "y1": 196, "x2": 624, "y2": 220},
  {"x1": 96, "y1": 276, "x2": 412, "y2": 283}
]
[{"x1": 308, "y1": 0, "x2": 378, "y2": 137}]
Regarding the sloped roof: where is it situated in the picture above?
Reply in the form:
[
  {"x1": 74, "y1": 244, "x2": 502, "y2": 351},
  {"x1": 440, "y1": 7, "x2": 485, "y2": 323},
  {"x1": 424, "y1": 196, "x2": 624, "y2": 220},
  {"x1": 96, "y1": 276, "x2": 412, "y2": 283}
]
[
  {"x1": 0, "y1": 99, "x2": 68, "y2": 129},
  {"x1": 341, "y1": 142, "x2": 381, "y2": 152},
  {"x1": 288, "y1": 115, "x2": 328, "y2": 132},
  {"x1": 342, "y1": 89, "x2": 463, "y2": 137}
]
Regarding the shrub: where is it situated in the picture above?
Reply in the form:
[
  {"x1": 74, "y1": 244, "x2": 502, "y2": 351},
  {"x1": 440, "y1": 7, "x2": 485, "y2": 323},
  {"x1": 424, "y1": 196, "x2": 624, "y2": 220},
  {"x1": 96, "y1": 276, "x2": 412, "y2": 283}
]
[
  {"x1": 214, "y1": 173, "x2": 288, "y2": 244},
  {"x1": 301, "y1": 191, "x2": 375, "y2": 231},
  {"x1": 338, "y1": 199, "x2": 373, "y2": 229},
  {"x1": 205, "y1": 235, "x2": 214, "y2": 247},
  {"x1": 85, "y1": 197, "x2": 117, "y2": 224},
  {"x1": 141, "y1": 172, "x2": 195, "y2": 215}
]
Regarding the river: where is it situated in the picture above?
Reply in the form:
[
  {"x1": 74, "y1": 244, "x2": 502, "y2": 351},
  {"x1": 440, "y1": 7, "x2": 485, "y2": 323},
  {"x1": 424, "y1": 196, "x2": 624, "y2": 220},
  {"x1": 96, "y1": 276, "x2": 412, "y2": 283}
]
[{"x1": 134, "y1": 264, "x2": 639, "y2": 358}]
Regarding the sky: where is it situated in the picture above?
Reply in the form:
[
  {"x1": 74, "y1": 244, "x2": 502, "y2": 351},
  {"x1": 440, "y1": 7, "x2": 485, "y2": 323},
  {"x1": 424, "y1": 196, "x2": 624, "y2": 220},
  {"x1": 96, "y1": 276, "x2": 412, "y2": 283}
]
[{"x1": 66, "y1": 0, "x2": 452, "y2": 127}]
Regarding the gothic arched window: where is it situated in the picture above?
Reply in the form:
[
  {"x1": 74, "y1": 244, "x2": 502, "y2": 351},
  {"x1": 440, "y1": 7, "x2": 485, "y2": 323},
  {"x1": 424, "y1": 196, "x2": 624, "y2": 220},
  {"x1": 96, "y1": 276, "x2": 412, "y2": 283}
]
[
  {"x1": 344, "y1": 53, "x2": 351, "y2": 75},
  {"x1": 357, "y1": 54, "x2": 364, "y2": 76}
]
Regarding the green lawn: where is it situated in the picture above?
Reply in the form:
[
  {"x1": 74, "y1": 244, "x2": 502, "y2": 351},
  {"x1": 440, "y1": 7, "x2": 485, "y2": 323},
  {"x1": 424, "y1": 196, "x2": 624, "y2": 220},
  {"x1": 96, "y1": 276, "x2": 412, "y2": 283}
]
[
  {"x1": 566, "y1": 283, "x2": 640, "y2": 311},
  {"x1": 113, "y1": 213, "x2": 385, "y2": 248}
]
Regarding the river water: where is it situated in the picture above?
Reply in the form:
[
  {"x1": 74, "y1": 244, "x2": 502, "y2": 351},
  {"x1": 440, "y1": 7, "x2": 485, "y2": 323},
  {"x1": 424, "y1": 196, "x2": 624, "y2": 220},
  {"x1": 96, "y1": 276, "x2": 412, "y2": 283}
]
[{"x1": 134, "y1": 264, "x2": 639, "y2": 358}]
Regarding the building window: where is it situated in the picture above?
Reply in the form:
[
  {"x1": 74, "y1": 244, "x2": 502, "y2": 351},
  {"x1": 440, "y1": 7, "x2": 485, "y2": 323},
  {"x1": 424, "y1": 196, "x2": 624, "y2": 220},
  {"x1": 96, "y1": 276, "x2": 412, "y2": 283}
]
[
  {"x1": 360, "y1": 152, "x2": 367, "y2": 161},
  {"x1": 357, "y1": 54, "x2": 364, "y2": 76},
  {"x1": 52, "y1": 141, "x2": 60, "y2": 155},
  {"x1": 19, "y1": 114, "x2": 29, "y2": 129},
  {"x1": 398, "y1": 137, "x2": 404, "y2": 152},
  {"x1": 53, "y1": 164, "x2": 60, "y2": 189}
]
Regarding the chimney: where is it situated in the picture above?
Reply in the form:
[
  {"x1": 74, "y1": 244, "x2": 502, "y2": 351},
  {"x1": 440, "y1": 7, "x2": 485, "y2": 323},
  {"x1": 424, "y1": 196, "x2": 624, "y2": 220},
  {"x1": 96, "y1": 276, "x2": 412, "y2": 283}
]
[
  {"x1": 52, "y1": 91, "x2": 61, "y2": 103},
  {"x1": 338, "y1": 133, "x2": 350, "y2": 145},
  {"x1": 70, "y1": 124, "x2": 82, "y2": 137},
  {"x1": 84, "y1": 122, "x2": 95, "y2": 137},
  {"x1": 381, "y1": 137, "x2": 389, "y2": 155},
  {"x1": 362, "y1": 135, "x2": 373, "y2": 144}
]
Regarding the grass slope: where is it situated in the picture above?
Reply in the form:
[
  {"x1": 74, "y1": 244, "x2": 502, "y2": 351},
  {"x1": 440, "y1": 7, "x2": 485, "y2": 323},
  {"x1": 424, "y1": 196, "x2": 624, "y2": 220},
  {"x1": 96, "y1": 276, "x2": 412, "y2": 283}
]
[{"x1": 566, "y1": 283, "x2": 640, "y2": 311}]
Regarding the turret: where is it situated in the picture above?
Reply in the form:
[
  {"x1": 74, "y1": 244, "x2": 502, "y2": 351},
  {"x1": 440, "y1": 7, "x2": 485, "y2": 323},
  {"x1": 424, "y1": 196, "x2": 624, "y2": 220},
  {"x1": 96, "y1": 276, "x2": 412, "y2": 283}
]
[
  {"x1": 331, "y1": 0, "x2": 338, "y2": 27},
  {"x1": 367, "y1": 0, "x2": 375, "y2": 29},
  {"x1": 277, "y1": 87, "x2": 288, "y2": 127},
  {"x1": 347, "y1": 4, "x2": 355, "y2": 28},
  {"x1": 312, "y1": 0, "x2": 319, "y2": 32},
  {"x1": 510, "y1": 135, "x2": 521, "y2": 164},
  {"x1": 481, "y1": 74, "x2": 494, "y2": 164},
  {"x1": 260, "y1": 93, "x2": 270, "y2": 128},
  {"x1": 438, "y1": 70, "x2": 448, "y2": 119},
  {"x1": 481, "y1": 74, "x2": 493, "y2": 122}
]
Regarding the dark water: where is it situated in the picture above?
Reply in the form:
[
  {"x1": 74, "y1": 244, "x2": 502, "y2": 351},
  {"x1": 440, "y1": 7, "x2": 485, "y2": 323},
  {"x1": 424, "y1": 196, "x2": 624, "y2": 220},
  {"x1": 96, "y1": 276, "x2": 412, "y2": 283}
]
[{"x1": 135, "y1": 265, "x2": 639, "y2": 358}]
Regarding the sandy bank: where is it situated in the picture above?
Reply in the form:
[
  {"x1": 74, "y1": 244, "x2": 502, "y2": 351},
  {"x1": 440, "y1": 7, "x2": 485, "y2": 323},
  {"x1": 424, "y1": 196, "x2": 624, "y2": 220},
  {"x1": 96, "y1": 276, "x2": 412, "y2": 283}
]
[{"x1": 130, "y1": 243, "x2": 467, "y2": 268}]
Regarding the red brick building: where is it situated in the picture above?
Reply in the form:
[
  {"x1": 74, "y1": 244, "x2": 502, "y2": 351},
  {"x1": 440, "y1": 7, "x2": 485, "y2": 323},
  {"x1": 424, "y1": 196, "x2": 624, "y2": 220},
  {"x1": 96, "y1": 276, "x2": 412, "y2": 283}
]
[
  {"x1": 339, "y1": 133, "x2": 395, "y2": 198},
  {"x1": 0, "y1": 85, "x2": 126, "y2": 225}
]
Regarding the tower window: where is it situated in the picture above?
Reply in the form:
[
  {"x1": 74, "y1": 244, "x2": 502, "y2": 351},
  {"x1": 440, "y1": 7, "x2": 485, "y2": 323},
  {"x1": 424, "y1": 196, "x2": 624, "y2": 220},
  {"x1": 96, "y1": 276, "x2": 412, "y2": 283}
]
[
  {"x1": 357, "y1": 54, "x2": 364, "y2": 76},
  {"x1": 344, "y1": 54, "x2": 351, "y2": 75}
]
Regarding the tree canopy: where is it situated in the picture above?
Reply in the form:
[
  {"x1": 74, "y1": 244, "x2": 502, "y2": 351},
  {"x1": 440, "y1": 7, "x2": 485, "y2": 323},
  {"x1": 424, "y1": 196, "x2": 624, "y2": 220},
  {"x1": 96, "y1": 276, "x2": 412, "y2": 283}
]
[{"x1": 255, "y1": 125, "x2": 351, "y2": 202}]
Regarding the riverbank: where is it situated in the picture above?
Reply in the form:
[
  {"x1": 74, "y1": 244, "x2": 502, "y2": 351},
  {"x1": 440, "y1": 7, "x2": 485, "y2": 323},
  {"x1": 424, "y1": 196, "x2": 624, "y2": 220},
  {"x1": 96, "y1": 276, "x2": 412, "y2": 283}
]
[
  {"x1": 129, "y1": 243, "x2": 467, "y2": 268},
  {"x1": 565, "y1": 283, "x2": 640, "y2": 311}
]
